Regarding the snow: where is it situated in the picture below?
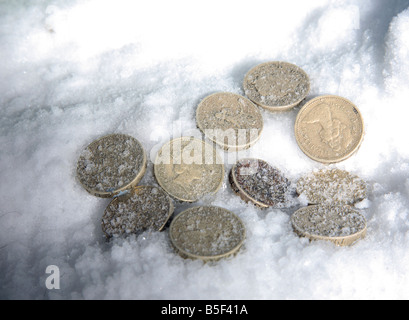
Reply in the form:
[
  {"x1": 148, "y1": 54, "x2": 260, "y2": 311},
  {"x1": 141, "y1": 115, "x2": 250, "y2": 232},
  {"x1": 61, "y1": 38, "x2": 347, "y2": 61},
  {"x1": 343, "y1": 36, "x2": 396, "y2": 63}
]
[{"x1": 1, "y1": 0, "x2": 409, "y2": 300}]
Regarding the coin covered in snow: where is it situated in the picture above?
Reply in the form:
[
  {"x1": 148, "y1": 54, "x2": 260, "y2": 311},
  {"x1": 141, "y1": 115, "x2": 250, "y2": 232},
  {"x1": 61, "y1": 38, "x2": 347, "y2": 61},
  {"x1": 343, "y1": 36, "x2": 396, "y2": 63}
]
[
  {"x1": 294, "y1": 95, "x2": 364, "y2": 164},
  {"x1": 291, "y1": 205, "x2": 367, "y2": 246},
  {"x1": 196, "y1": 92, "x2": 264, "y2": 151},
  {"x1": 76, "y1": 133, "x2": 147, "y2": 198},
  {"x1": 101, "y1": 186, "x2": 174, "y2": 238},
  {"x1": 229, "y1": 158, "x2": 295, "y2": 208},
  {"x1": 154, "y1": 137, "x2": 224, "y2": 202},
  {"x1": 169, "y1": 206, "x2": 246, "y2": 261},
  {"x1": 296, "y1": 168, "x2": 368, "y2": 205},
  {"x1": 243, "y1": 61, "x2": 310, "y2": 111}
]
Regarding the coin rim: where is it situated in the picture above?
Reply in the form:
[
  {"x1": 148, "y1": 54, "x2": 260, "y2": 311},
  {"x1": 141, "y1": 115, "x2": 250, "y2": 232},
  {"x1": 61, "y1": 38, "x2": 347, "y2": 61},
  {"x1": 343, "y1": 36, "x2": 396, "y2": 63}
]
[
  {"x1": 169, "y1": 206, "x2": 246, "y2": 261},
  {"x1": 153, "y1": 136, "x2": 225, "y2": 202},
  {"x1": 294, "y1": 95, "x2": 365, "y2": 164},
  {"x1": 296, "y1": 168, "x2": 368, "y2": 205},
  {"x1": 291, "y1": 205, "x2": 367, "y2": 246},
  {"x1": 101, "y1": 185, "x2": 175, "y2": 238},
  {"x1": 230, "y1": 158, "x2": 289, "y2": 208},
  {"x1": 196, "y1": 92, "x2": 264, "y2": 152},
  {"x1": 243, "y1": 61, "x2": 311, "y2": 111},
  {"x1": 76, "y1": 133, "x2": 147, "y2": 198}
]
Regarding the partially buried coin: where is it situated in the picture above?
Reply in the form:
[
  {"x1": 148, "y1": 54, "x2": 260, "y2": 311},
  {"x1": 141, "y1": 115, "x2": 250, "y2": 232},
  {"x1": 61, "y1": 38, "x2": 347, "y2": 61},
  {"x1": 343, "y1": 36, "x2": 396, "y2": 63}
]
[
  {"x1": 169, "y1": 206, "x2": 246, "y2": 261},
  {"x1": 291, "y1": 205, "x2": 367, "y2": 246},
  {"x1": 101, "y1": 186, "x2": 174, "y2": 238},
  {"x1": 229, "y1": 158, "x2": 295, "y2": 208},
  {"x1": 294, "y1": 95, "x2": 364, "y2": 164},
  {"x1": 296, "y1": 168, "x2": 368, "y2": 206},
  {"x1": 243, "y1": 61, "x2": 310, "y2": 111},
  {"x1": 76, "y1": 133, "x2": 147, "y2": 198},
  {"x1": 196, "y1": 92, "x2": 263, "y2": 152},
  {"x1": 154, "y1": 137, "x2": 224, "y2": 202}
]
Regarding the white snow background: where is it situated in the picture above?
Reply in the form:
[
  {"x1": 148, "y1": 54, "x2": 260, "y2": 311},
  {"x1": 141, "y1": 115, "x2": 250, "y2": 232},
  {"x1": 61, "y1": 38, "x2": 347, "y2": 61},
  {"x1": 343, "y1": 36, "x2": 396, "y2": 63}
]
[{"x1": 1, "y1": 0, "x2": 409, "y2": 300}]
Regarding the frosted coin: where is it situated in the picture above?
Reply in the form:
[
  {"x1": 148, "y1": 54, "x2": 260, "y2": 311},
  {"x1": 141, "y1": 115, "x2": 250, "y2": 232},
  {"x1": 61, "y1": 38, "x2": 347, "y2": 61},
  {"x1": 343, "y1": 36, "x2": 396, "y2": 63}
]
[
  {"x1": 296, "y1": 168, "x2": 368, "y2": 205},
  {"x1": 196, "y1": 92, "x2": 264, "y2": 152},
  {"x1": 294, "y1": 95, "x2": 364, "y2": 164},
  {"x1": 76, "y1": 134, "x2": 147, "y2": 198},
  {"x1": 291, "y1": 205, "x2": 367, "y2": 246},
  {"x1": 101, "y1": 186, "x2": 174, "y2": 238},
  {"x1": 154, "y1": 137, "x2": 224, "y2": 202},
  {"x1": 243, "y1": 61, "x2": 310, "y2": 111},
  {"x1": 229, "y1": 158, "x2": 295, "y2": 208},
  {"x1": 169, "y1": 206, "x2": 246, "y2": 261}
]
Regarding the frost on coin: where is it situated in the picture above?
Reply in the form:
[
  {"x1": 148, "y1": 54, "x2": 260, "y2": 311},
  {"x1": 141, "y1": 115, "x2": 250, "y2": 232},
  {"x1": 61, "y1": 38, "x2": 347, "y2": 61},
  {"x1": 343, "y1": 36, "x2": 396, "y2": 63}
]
[
  {"x1": 77, "y1": 134, "x2": 146, "y2": 196},
  {"x1": 101, "y1": 186, "x2": 174, "y2": 238},
  {"x1": 296, "y1": 168, "x2": 368, "y2": 205}
]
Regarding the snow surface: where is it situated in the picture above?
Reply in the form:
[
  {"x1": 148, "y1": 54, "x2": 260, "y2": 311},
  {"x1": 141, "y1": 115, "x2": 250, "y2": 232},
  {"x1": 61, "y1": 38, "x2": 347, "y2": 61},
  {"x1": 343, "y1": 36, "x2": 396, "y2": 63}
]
[{"x1": 1, "y1": 0, "x2": 409, "y2": 300}]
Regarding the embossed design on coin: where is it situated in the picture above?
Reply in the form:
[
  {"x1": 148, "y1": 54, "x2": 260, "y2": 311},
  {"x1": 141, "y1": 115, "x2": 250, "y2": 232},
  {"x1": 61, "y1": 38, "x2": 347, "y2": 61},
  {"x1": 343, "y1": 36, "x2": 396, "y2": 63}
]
[
  {"x1": 196, "y1": 92, "x2": 263, "y2": 151},
  {"x1": 102, "y1": 186, "x2": 174, "y2": 238},
  {"x1": 296, "y1": 168, "x2": 368, "y2": 205},
  {"x1": 76, "y1": 134, "x2": 147, "y2": 198},
  {"x1": 295, "y1": 95, "x2": 364, "y2": 163},
  {"x1": 291, "y1": 205, "x2": 367, "y2": 246},
  {"x1": 229, "y1": 158, "x2": 295, "y2": 208},
  {"x1": 154, "y1": 137, "x2": 224, "y2": 202},
  {"x1": 243, "y1": 61, "x2": 310, "y2": 111},
  {"x1": 169, "y1": 206, "x2": 246, "y2": 261}
]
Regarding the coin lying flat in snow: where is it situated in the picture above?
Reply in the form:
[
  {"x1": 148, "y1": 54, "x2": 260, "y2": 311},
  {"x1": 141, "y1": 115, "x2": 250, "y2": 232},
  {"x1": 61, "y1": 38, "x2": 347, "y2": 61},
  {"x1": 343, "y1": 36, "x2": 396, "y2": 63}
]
[
  {"x1": 296, "y1": 168, "x2": 368, "y2": 205},
  {"x1": 101, "y1": 186, "x2": 174, "y2": 238},
  {"x1": 243, "y1": 61, "x2": 310, "y2": 111},
  {"x1": 196, "y1": 92, "x2": 264, "y2": 152},
  {"x1": 291, "y1": 205, "x2": 367, "y2": 246},
  {"x1": 76, "y1": 133, "x2": 147, "y2": 198},
  {"x1": 153, "y1": 137, "x2": 224, "y2": 202},
  {"x1": 229, "y1": 158, "x2": 295, "y2": 208},
  {"x1": 169, "y1": 206, "x2": 246, "y2": 261}
]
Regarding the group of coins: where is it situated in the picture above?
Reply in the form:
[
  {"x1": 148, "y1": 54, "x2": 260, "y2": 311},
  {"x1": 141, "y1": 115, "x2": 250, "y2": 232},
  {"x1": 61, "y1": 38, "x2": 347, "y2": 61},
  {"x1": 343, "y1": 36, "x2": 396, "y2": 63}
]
[{"x1": 76, "y1": 61, "x2": 368, "y2": 261}]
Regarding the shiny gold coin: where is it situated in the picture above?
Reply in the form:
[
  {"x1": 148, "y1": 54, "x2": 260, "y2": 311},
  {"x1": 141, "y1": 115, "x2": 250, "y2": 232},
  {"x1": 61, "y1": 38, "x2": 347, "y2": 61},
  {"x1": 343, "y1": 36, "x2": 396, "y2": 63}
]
[
  {"x1": 76, "y1": 133, "x2": 147, "y2": 198},
  {"x1": 169, "y1": 206, "x2": 246, "y2": 261},
  {"x1": 243, "y1": 61, "x2": 310, "y2": 111},
  {"x1": 294, "y1": 95, "x2": 364, "y2": 164},
  {"x1": 196, "y1": 92, "x2": 263, "y2": 152},
  {"x1": 229, "y1": 158, "x2": 295, "y2": 208},
  {"x1": 153, "y1": 137, "x2": 224, "y2": 202},
  {"x1": 291, "y1": 205, "x2": 367, "y2": 246},
  {"x1": 296, "y1": 168, "x2": 368, "y2": 205},
  {"x1": 101, "y1": 186, "x2": 174, "y2": 238}
]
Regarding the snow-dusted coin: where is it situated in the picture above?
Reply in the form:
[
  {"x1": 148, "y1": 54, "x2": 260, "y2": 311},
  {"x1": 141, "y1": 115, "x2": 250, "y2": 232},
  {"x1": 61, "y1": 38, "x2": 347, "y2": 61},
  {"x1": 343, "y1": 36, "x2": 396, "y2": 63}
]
[
  {"x1": 196, "y1": 92, "x2": 263, "y2": 152},
  {"x1": 294, "y1": 95, "x2": 364, "y2": 164},
  {"x1": 296, "y1": 168, "x2": 368, "y2": 205},
  {"x1": 229, "y1": 158, "x2": 295, "y2": 208},
  {"x1": 243, "y1": 61, "x2": 310, "y2": 111},
  {"x1": 101, "y1": 186, "x2": 174, "y2": 238},
  {"x1": 154, "y1": 137, "x2": 224, "y2": 202},
  {"x1": 291, "y1": 205, "x2": 367, "y2": 246},
  {"x1": 169, "y1": 206, "x2": 246, "y2": 261},
  {"x1": 76, "y1": 134, "x2": 147, "y2": 198}
]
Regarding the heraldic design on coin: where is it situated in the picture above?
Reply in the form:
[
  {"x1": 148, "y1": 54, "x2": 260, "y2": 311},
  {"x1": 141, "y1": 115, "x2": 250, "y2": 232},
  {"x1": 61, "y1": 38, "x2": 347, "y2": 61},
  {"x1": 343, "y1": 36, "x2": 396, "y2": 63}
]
[
  {"x1": 196, "y1": 92, "x2": 263, "y2": 151},
  {"x1": 154, "y1": 137, "x2": 224, "y2": 202},
  {"x1": 295, "y1": 95, "x2": 364, "y2": 164}
]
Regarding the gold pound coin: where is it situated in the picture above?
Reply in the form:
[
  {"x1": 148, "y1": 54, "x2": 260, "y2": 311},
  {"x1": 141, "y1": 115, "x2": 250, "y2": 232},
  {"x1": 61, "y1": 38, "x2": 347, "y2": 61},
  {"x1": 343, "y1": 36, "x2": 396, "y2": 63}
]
[
  {"x1": 294, "y1": 95, "x2": 364, "y2": 164},
  {"x1": 291, "y1": 205, "x2": 367, "y2": 246},
  {"x1": 102, "y1": 186, "x2": 174, "y2": 238},
  {"x1": 296, "y1": 168, "x2": 368, "y2": 205},
  {"x1": 76, "y1": 134, "x2": 147, "y2": 198},
  {"x1": 196, "y1": 92, "x2": 263, "y2": 152},
  {"x1": 229, "y1": 158, "x2": 295, "y2": 208},
  {"x1": 169, "y1": 206, "x2": 246, "y2": 261},
  {"x1": 243, "y1": 61, "x2": 310, "y2": 111},
  {"x1": 154, "y1": 137, "x2": 224, "y2": 202}
]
